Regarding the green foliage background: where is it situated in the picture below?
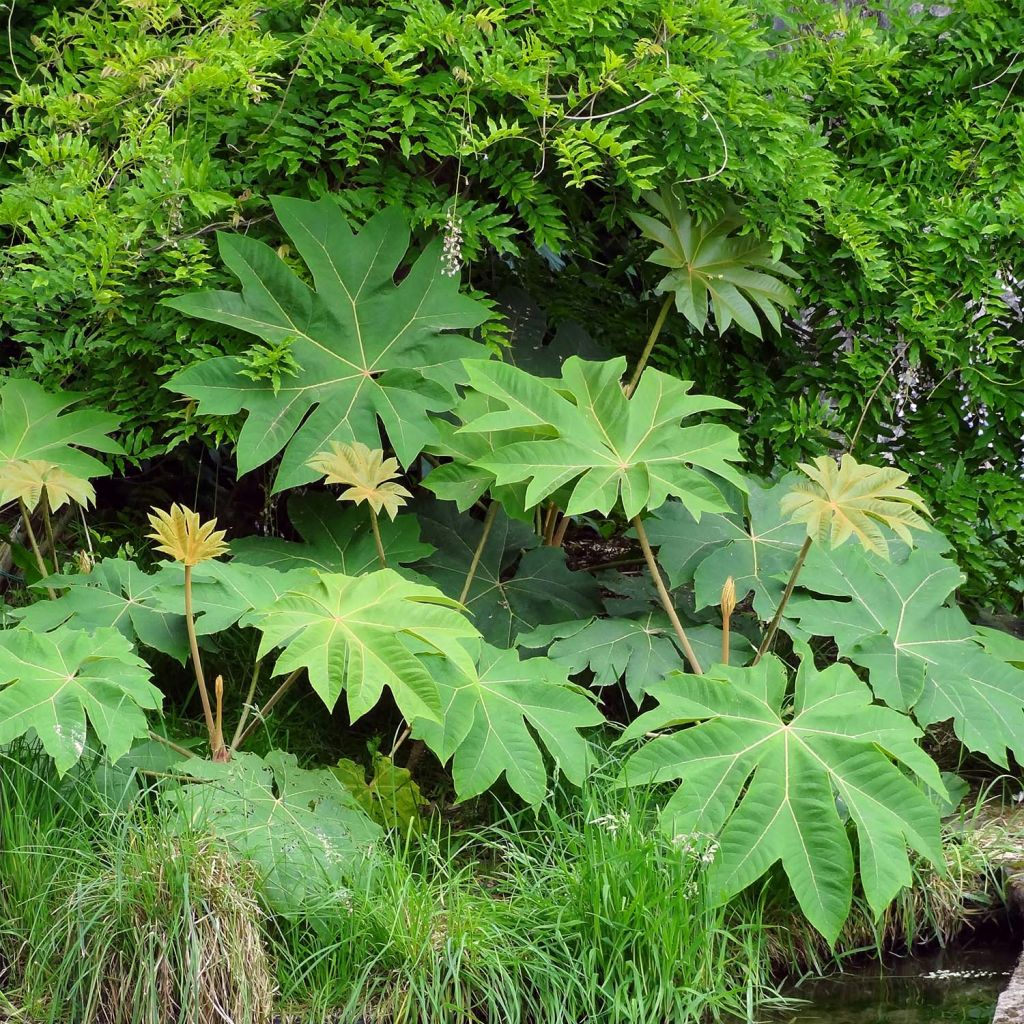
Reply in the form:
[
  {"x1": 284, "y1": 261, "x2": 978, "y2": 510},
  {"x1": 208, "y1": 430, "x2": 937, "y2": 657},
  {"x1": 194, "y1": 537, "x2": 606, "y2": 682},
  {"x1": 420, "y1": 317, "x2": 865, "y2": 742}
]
[{"x1": 1, "y1": 0, "x2": 1021, "y2": 608}]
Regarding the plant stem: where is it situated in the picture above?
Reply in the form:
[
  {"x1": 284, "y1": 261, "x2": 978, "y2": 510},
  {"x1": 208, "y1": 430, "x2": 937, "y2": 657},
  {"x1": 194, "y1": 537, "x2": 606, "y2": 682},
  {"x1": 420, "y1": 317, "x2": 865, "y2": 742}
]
[
  {"x1": 390, "y1": 723, "x2": 412, "y2": 759},
  {"x1": 722, "y1": 616, "x2": 730, "y2": 667},
  {"x1": 40, "y1": 488, "x2": 59, "y2": 576},
  {"x1": 583, "y1": 556, "x2": 645, "y2": 573},
  {"x1": 632, "y1": 515, "x2": 703, "y2": 675},
  {"x1": 234, "y1": 667, "x2": 304, "y2": 750},
  {"x1": 229, "y1": 657, "x2": 262, "y2": 753},
  {"x1": 459, "y1": 500, "x2": 498, "y2": 604},
  {"x1": 18, "y1": 499, "x2": 55, "y2": 599},
  {"x1": 753, "y1": 535, "x2": 813, "y2": 665},
  {"x1": 542, "y1": 502, "x2": 558, "y2": 544},
  {"x1": 552, "y1": 513, "x2": 571, "y2": 548},
  {"x1": 625, "y1": 292, "x2": 674, "y2": 397},
  {"x1": 369, "y1": 508, "x2": 387, "y2": 568},
  {"x1": 183, "y1": 564, "x2": 218, "y2": 753},
  {"x1": 148, "y1": 730, "x2": 195, "y2": 760}
]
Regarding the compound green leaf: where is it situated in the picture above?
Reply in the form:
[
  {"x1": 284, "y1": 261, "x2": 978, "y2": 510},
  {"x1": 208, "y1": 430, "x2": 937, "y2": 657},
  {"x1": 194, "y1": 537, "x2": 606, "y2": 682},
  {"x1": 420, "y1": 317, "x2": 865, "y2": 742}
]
[
  {"x1": 0, "y1": 625, "x2": 161, "y2": 774},
  {"x1": 641, "y1": 498, "x2": 742, "y2": 589},
  {"x1": 152, "y1": 560, "x2": 309, "y2": 637},
  {"x1": 620, "y1": 653, "x2": 944, "y2": 942},
  {"x1": 167, "y1": 750, "x2": 381, "y2": 912},
  {"x1": 232, "y1": 493, "x2": 432, "y2": 574},
  {"x1": 459, "y1": 356, "x2": 744, "y2": 519},
  {"x1": 519, "y1": 612, "x2": 751, "y2": 703},
  {"x1": 424, "y1": 389, "x2": 537, "y2": 518},
  {"x1": 976, "y1": 626, "x2": 1024, "y2": 669},
  {"x1": 414, "y1": 499, "x2": 602, "y2": 646},
  {"x1": 244, "y1": 569, "x2": 479, "y2": 723},
  {"x1": 414, "y1": 642, "x2": 603, "y2": 805},
  {"x1": 331, "y1": 753, "x2": 424, "y2": 832},
  {"x1": 166, "y1": 197, "x2": 490, "y2": 491}
]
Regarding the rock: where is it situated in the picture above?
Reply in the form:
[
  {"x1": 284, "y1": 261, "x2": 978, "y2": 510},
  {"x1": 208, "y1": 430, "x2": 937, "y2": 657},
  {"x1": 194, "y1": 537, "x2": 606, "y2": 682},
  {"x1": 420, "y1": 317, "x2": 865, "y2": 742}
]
[{"x1": 995, "y1": 951, "x2": 1024, "y2": 1023}]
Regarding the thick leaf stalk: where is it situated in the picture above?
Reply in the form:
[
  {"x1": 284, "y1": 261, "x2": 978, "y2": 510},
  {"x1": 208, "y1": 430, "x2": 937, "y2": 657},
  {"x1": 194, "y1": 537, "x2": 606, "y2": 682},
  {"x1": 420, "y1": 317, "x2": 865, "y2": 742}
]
[
  {"x1": 753, "y1": 535, "x2": 812, "y2": 664},
  {"x1": 460, "y1": 501, "x2": 499, "y2": 604},
  {"x1": 234, "y1": 667, "x2": 305, "y2": 749},
  {"x1": 633, "y1": 515, "x2": 703, "y2": 675},
  {"x1": 625, "y1": 292, "x2": 673, "y2": 397},
  {"x1": 183, "y1": 564, "x2": 220, "y2": 756},
  {"x1": 40, "y1": 487, "x2": 59, "y2": 576},
  {"x1": 18, "y1": 498, "x2": 55, "y2": 599},
  {"x1": 369, "y1": 508, "x2": 387, "y2": 568}
]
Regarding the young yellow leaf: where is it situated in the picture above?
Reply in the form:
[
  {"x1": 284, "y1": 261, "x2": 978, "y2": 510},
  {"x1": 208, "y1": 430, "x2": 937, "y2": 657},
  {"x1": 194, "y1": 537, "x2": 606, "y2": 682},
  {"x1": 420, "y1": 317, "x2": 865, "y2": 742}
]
[
  {"x1": 147, "y1": 504, "x2": 229, "y2": 565},
  {"x1": 0, "y1": 459, "x2": 95, "y2": 510},
  {"x1": 780, "y1": 454, "x2": 930, "y2": 559},
  {"x1": 308, "y1": 440, "x2": 412, "y2": 520}
]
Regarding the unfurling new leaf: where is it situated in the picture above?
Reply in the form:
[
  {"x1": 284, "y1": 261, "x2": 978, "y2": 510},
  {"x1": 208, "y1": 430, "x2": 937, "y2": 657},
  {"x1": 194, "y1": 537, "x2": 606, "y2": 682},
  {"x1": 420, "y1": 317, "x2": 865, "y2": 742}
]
[
  {"x1": 630, "y1": 190, "x2": 799, "y2": 337},
  {"x1": 781, "y1": 454, "x2": 931, "y2": 559}
]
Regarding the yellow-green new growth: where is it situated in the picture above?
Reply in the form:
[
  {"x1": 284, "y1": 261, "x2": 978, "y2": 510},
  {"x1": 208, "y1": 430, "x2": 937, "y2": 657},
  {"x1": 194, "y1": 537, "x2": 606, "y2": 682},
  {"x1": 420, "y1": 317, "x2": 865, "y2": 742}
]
[
  {"x1": 0, "y1": 459, "x2": 95, "y2": 511},
  {"x1": 781, "y1": 454, "x2": 930, "y2": 559},
  {"x1": 147, "y1": 504, "x2": 229, "y2": 566},
  {"x1": 308, "y1": 441, "x2": 411, "y2": 521},
  {"x1": 146, "y1": 503, "x2": 230, "y2": 759}
]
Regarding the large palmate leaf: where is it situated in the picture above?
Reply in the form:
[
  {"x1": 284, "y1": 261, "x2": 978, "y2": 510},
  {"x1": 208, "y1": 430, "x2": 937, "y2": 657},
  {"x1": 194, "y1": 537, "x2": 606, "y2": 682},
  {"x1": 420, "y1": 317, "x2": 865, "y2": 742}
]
[
  {"x1": 232, "y1": 493, "x2": 432, "y2": 574},
  {"x1": 14, "y1": 558, "x2": 189, "y2": 661},
  {"x1": 458, "y1": 356, "x2": 744, "y2": 519},
  {"x1": 619, "y1": 652, "x2": 944, "y2": 942},
  {"x1": 0, "y1": 625, "x2": 161, "y2": 774},
  {"x1": 0, "y1": 379, "x2": 122, "y2": 495},
  {"x1": 785, "y1": 543, "x2": 1024, "y2": 764},
  {"x1": 244, "y1": 569, "x2": 479, "y2": 722},
  {"x1": 519, "y1": 613, "x2": 751, "y2": 703},
  {"x1": 424, "y1": 389, "x2": 535, "y2": 517},
  {"x1": 646, "y1": 477, "x2": 805, "y2": 618},
  {"x1": 414, "y1": 642, "x2": 603, "y2": 805},
  {"x1": 414, "y1": 499, "x2": 601, "y2": 647},
  {"x1": 166, "y1": 196, "x2": 490, "y2": 491},
  {"x1": 977, "y1": 626, "x2": 1024, "y2": 669},
  {"x1": 152, "y1": 559, "x2": 308, "y2": 637},
  {"x1": 167, "y1": 751, "x2": 381, "y2": 912},
  {"x1": 630, "y1": 189, "x2": 799, "y2": 338}
]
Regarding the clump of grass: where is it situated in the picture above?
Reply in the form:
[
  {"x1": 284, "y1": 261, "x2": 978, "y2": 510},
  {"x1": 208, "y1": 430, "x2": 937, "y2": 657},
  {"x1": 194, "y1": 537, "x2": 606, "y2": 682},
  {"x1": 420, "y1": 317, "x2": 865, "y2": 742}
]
[
  {"x1": 56, "y1": 832, "x2": 274, "y2": 1024},
  {"x1": 0, "y1": 741, "x2": 274, "y2": 1024},
  {"x1": 8, "y1": 733, "x2": 1015, "y2": 1024},
  {"x1": 271, "y1": 776, "x2": 777, "y2": 1024}
]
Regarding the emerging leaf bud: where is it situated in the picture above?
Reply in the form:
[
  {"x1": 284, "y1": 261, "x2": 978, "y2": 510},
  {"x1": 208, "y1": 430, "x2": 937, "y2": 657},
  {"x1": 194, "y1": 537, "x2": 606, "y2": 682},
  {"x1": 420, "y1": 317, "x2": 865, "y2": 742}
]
[{"x1": 721, "y1": 576, "x2": 736, "y2": 620}]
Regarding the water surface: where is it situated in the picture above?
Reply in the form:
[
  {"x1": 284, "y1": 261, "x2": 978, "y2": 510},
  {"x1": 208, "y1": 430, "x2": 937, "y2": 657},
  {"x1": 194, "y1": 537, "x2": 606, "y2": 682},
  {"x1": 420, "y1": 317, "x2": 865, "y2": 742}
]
[{"x1": 771, "y1": 941, "x2": 1018, "y2": 1024}]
